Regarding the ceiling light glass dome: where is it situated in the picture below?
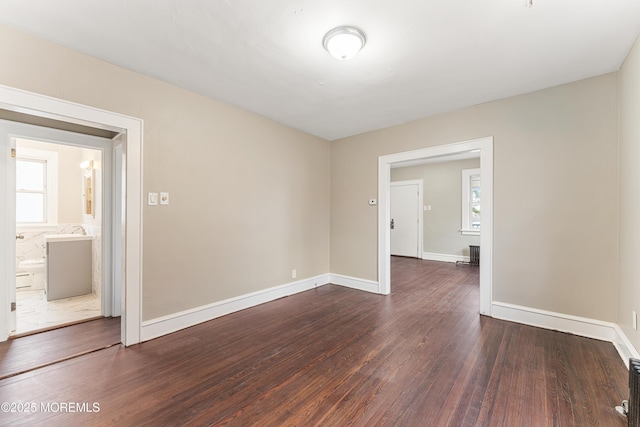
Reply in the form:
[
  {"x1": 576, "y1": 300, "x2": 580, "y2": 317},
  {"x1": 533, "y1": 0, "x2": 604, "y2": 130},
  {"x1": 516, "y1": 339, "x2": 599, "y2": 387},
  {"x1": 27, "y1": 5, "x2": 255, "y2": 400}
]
[{"x1": 323, "y1": 26, "x2": 366, "y2": 61}]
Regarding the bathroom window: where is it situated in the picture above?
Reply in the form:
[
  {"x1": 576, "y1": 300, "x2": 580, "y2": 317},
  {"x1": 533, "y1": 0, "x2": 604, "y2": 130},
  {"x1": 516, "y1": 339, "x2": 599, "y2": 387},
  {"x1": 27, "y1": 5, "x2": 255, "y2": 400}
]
[
  {"x1": 16, "y1": 159, "x2": 47, "y2": 222},
  {"x1": 15, "y1": 147, "x2": 58, "y2": 225},
  {"x1": 461, "y1": 168, "x2": 480, "y2": 236}
]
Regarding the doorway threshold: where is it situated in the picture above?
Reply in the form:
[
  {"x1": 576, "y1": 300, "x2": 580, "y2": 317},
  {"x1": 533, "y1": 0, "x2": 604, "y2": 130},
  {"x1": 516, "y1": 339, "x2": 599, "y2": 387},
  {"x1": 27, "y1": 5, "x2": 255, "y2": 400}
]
[
  {"x1": 10, "y1": 315, "x2": 103, "y2": 339},
  {"x1": 0, "y1": 317, "x2": 121, "y2": 380}
]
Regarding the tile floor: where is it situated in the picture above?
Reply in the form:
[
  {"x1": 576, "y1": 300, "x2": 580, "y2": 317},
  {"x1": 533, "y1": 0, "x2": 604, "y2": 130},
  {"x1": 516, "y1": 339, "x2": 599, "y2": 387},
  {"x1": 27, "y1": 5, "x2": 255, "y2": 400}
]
[{"x1": 14, "y1": 289, "x2": 101, "y2": 335}]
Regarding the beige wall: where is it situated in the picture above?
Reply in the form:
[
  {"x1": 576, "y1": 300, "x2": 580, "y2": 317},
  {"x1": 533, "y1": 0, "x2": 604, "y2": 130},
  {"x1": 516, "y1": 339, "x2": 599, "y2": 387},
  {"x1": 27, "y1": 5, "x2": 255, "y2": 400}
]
[
  {"x1": 0, "y1": 24, "x2": 331, "y2": 321},
  {"x1": 332, "y1": 74, "x2": 619, "y2": 322},
  {"x1": 0, "y1": 23, "x2": 629, "y2": 335},
  {"x1": 618, "y1": 34, "x2": 640, "y2": 350},
  {"x1": 391, "y1": 158, "x2": 481, "y2": 257}
]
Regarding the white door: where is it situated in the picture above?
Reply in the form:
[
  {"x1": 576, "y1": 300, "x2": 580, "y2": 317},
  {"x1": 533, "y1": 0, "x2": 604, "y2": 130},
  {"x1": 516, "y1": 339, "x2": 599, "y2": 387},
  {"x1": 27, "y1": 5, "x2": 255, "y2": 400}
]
[{"x1": 390, "y1": 181, "x2": 421, "y2": 257}]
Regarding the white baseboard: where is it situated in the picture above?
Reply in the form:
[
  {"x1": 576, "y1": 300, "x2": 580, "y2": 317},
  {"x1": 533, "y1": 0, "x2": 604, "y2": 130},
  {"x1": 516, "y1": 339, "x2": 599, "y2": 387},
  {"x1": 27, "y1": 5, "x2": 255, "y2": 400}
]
[
  {"x1": 492, "y1": 301, "x2": 640, "y2": 367},
  {"x1": 141, "y1": 274, "x2": 330, "y2": 342},
  {"x1": 613, "y1": 324, "x2": 640, "y2": 367},
  {"x1": 329, "y1": 273, "x2": 380, "y2": 293},
  {"x1": 143, "y1": 275, "x2": 640, "y2": 368},
  {"x1": 422, "y1": 252, "x2": 469, "y2": 263}
]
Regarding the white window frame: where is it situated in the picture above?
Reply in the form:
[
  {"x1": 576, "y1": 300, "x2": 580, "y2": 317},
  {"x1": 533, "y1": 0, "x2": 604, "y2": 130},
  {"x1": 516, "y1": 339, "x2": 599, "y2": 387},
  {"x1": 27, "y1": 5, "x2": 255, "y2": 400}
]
[
  {"x1": 15, "y1": 145, "x2": 58, "y2": 227},
  {"x1": 461, "y1": 168, "x2": 480, "y2": 236}
]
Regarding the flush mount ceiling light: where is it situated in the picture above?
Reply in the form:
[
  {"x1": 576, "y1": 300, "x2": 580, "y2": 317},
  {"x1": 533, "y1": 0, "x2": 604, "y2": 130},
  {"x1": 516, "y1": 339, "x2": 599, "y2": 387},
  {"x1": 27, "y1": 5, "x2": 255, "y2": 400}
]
[{"x1": 322, "y1": 26, "x2": 366, "y2": 61}]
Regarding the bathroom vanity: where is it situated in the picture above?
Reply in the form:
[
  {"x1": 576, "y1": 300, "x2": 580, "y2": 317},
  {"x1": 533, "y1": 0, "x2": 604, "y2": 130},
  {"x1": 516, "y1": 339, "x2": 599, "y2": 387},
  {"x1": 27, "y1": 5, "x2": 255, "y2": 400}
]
[{"x1": 44, "y1": 234, "x2": 93, "y2": 301}]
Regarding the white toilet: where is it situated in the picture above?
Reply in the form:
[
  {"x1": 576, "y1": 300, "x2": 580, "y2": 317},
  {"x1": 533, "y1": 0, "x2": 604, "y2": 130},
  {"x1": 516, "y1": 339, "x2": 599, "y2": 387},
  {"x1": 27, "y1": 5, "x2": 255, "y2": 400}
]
[{"x1": 16, "y1": 259, "x2": 45, "y2": 290}]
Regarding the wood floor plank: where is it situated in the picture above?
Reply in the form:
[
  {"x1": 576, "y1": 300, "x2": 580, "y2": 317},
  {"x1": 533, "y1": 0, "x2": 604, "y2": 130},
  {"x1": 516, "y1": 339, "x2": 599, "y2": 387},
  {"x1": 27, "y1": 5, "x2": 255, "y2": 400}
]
[
  {"x1": 0, "y1": 317, "x2": 120, "y2": 380},
  {"x1": 0, "y1": 258, "x2": 629, "y2": 426}
]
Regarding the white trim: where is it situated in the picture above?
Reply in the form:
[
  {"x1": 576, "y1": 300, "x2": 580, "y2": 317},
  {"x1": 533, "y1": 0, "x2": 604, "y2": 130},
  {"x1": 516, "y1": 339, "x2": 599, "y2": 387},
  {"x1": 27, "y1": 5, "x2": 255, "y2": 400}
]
[
  {"x1": 390, "y1": 179, "x2": 423, "y2": 258},
  {"x1": 1, "y1": 124, "x2": 16, "y2": 333},
  {"x1": 330, "y1": 273, "x2": 380, "y2": 293},
  {"x1": 142, "y1": 274, "x2": 330, "y2": 342},
  {"x1": 613, "y1": 325, "x2": 640, "y2": 367},
  {"x1": 422, "y1": 252, "x2": 470, "y2": 263},
  {"x1": 492, "y1": 301, "x2": 640, "y2": 367},
  {"x1": 0, "y1": 84, "x2": 143, "y2": 346},
  {"x1": 379, "y1": 136, "x2": 493, "y2": 316},
  {"x1": 492, "y1": 301, "x2": 615, "y2": 341}
]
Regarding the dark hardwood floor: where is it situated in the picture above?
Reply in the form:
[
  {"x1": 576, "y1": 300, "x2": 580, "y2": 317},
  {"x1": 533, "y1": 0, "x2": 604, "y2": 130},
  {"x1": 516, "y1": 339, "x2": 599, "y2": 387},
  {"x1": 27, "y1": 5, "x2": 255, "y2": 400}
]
[
  {"x1": 0, "y1": 317, "x2": 120, "y2": 380},
  {"x1": 0, "y1": 258, "x2": 628, "y2": 426}
]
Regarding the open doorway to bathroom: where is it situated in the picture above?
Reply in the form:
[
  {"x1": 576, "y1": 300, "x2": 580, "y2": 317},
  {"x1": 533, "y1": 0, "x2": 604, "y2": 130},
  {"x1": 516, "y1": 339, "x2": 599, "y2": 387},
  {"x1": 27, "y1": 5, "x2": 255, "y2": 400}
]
[
  {"x1": 14, "y1": 138, "x2": 103, "y2": 335},
  {"x1": 0, "y1": 85, "x2": 143, "y2": 346},
  {"x1": 0, "y1": 115, "x2": 119, "y2": 339}
]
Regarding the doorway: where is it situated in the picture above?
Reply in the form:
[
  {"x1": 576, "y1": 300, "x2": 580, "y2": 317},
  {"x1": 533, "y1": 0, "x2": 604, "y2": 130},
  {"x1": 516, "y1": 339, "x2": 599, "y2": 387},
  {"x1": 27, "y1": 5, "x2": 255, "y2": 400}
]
[
  {"x1": 13, "y1": 134, "x2": 105, "y2": 335},
  {"x1": 0, "y1": 84, "x2": 143, "y2": 345},
  {"x1": 378, "y1": 137, "x2": 493, "y2": 316}
]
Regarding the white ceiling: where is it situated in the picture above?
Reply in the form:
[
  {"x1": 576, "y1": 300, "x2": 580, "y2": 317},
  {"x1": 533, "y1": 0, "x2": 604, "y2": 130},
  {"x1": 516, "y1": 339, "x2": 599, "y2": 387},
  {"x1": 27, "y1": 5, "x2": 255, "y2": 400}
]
[{"x1": 0, "y1": 0, "x2": 639, "y2": 141}]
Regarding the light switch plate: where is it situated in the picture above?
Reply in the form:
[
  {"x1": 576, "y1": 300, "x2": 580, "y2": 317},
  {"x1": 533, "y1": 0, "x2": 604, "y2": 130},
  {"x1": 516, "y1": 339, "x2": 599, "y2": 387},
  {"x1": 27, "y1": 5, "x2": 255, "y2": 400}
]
[
  {"x1": 160, "y1": 192, "x2": 169, "y2": 205},
  {"x1": 148, "y1": 192, "x2": 158, "y2": 206}
]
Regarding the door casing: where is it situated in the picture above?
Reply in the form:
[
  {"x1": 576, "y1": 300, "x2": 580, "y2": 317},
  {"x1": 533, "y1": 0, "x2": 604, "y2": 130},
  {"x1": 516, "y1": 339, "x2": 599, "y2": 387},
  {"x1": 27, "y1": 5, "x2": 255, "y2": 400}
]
[
  {"x1": 378, "y1": 137, "x2": 493, "y2": 316},
  {"x1": 0, "y1": 84, "x2": 143, "y2": 345}
]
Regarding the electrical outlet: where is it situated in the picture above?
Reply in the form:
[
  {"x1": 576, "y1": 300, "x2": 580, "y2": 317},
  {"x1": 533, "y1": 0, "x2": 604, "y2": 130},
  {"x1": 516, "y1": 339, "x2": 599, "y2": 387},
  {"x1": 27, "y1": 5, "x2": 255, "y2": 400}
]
[
  {"x1": 292, "y1": 269, "x2": 297, "y2": 279},
  {"x1": 633, "y1": 311, "x2": 637, "y2": 330}
]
